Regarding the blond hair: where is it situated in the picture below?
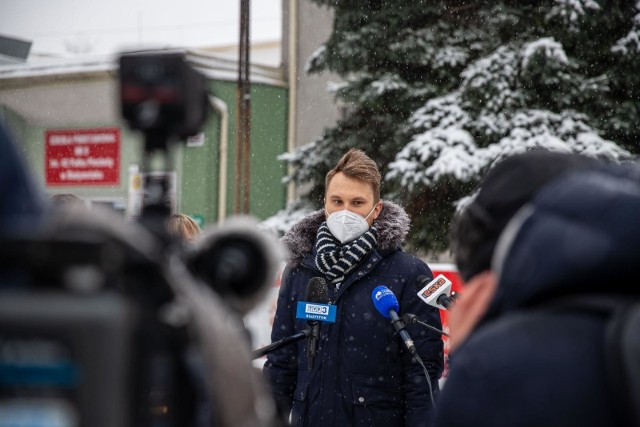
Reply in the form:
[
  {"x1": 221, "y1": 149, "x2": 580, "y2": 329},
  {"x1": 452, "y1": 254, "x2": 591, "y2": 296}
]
[
  {"x1": 167, "y1": 213, "x2": 201, "y2": 241},
  {"x1": 325, "y1": 149, "x2": 381, "y2": 201},
  {"x1": 50, "y1": 193, "x2": 85, "y2": 208}
]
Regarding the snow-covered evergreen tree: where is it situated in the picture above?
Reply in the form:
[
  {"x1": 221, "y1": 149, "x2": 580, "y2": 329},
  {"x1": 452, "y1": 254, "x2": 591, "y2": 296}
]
[{"x1": 272, "y1": 0, "x2": 640, "y2": 255}]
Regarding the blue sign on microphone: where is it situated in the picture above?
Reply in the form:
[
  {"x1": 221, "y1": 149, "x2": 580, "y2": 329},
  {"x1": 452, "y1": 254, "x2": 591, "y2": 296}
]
[{"x1": 296, "y1": 302, "x2": 337, "y2": 323}]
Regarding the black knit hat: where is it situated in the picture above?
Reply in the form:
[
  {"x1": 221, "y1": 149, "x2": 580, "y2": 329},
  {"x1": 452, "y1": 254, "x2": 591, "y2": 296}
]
[{"x1": 450, "y1": 151, "x2": 598, "y2": 282}]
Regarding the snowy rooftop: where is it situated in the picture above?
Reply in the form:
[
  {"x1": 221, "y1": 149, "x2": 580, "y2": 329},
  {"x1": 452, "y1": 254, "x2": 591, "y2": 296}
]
[{"x1": 0, "y1": 48, "x2": 286, "y2": 87}]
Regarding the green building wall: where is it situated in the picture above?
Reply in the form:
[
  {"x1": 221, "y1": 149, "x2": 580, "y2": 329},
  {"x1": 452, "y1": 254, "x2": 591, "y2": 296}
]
[{"x1": 181, "y1": 80, "x2": 289, "y2": 226}]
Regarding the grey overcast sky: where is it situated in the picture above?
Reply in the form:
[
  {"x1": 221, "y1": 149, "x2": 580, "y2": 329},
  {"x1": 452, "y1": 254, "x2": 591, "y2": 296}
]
[{"x1": 0, "y1": 0, "x2": 282, "y2": 56}]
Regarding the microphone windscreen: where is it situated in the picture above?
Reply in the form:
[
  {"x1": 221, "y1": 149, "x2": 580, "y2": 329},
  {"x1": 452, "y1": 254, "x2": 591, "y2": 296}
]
[
  {"x1": 371, "y1": 285, "x2": 399, "y2": 319},
  {"x1": 306, "y1": 277, "x2": 329, "y2": 304}
]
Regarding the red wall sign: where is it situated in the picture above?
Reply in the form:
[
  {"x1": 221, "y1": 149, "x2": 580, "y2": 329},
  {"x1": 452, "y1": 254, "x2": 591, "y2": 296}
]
[{"x1": 45, "y1": 128, "x2": 120, "y2": 186}]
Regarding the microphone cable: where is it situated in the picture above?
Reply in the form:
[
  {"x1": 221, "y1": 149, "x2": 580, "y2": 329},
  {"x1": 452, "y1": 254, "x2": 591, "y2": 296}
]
[{"x1": 414, "y1": 353, "x2": 437, "y2": 409}]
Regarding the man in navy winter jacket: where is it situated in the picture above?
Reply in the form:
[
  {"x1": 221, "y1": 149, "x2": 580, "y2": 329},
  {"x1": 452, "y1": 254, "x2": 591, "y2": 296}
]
[{"x1": 264, "y1": 149, "x2": 444, "y2": 427}]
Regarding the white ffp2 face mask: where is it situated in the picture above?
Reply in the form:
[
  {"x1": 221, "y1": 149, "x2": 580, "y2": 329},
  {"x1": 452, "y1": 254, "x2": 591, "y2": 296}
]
[{"x1": 326, "y1": 205, "x2": 376, "y2": 244}]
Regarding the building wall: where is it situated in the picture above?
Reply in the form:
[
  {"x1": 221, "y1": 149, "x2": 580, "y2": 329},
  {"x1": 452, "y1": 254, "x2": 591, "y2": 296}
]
[
  {"x1": 283, "y1": 0, "x2": 342, "y2": 150},
  {"x1": 187, "y1": 79, "x2": 289, "y2": 224},
  {"x1": 0, "y1": 77, "x2": 135, "y2": 204},
  {"x1": 0, "y1": 62, "x2": 288, "y2": 227}
]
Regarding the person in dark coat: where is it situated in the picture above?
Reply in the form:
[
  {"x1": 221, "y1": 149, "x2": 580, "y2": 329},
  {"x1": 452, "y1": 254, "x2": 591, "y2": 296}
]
[
  {"x1": 0, "y1": 123, "x2": 45, "y2": 236},
  {"x1": 264, "y1": 149, "x2": 444, "y2": 427},
  {"x1": 437, "y1": 151, "x2": 640, "y2": 427}
]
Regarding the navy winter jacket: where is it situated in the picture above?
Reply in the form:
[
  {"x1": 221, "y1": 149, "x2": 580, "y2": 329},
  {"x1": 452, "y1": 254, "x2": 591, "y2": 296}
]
[
  {"x1": 264, "y1": 201, "x2": 444, "y2": 427},
  {"x1": 436, "y1": 165, "x2": 640, "y2": 427}
]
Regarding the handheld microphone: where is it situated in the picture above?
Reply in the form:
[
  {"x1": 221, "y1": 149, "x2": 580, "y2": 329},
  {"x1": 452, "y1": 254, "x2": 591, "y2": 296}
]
[
  {"x1": 303, "y1": 277, "x2": 329, "y2": 369},
  {"x1": 416, "y1": 274, "x2": 456, "y2": 310},
  {"x1": 255, "y1": 277, "x2": 334, "y2": 362},
  {"x1": 371, "y1": 286, "x2": 416, "y2": 355}
]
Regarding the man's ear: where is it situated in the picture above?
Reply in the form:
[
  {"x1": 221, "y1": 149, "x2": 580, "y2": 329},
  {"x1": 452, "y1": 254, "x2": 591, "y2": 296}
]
[
  {"x1": 372, "y1": 199, "x2": 383, "y2": 220},
  {"x1": 448, "y1": 271, "x2": 498, "y2": 353}
]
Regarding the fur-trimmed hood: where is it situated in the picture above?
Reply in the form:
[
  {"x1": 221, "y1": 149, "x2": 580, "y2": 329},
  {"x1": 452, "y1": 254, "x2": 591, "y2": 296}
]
[{"x1": 282, "y1": 201, "x2": 411, "y2": 267}]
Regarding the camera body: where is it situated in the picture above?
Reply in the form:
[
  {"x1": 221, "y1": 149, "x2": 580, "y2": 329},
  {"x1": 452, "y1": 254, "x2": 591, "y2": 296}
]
[
  {"x1": 0, "y1": 52, "x2": 280, "y2": 427},
  {"x1": 0, "y1": 215, "x2": 196, "y2": 427},
  {"x1": 0, "y1": 292, "x2": 136, "y2": 427}
]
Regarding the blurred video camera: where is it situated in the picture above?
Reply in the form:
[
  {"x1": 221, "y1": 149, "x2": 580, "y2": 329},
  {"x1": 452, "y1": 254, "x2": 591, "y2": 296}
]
[
  {"x1": 120, "y1": 50, "x2": 209, "y2": 146},
  {"x1": 0, "y1": 51, "x2": 282, "y2": 427}
]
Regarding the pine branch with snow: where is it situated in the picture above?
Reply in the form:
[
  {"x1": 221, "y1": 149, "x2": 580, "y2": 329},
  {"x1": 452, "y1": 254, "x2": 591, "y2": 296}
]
[{"x1": 272, "y1": 0, "x2": 640, "y2": 254}]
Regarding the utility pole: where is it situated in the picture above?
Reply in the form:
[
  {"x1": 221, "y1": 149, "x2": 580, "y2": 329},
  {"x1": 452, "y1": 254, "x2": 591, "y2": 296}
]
[{"x1": 235, "y1": 0, "x2": 251, "y2": 214}]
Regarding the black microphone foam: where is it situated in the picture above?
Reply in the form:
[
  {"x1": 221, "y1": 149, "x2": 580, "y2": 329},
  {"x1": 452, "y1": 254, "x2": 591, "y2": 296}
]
[
  {"x1": 415, "y1": 275, "x2": 431, "y2": 291},
  {"x1": 305, "y1": 277, "x2": 328, "y2": 370},
  {"x1": 306, "y1": 277, "x2": 329, "y2": 304}
]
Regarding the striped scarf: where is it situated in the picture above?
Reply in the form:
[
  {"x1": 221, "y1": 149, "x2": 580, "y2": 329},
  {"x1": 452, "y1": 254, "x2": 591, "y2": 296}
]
[{"x1": 314, "y1": 222, "x2": 377, "y2": 288}]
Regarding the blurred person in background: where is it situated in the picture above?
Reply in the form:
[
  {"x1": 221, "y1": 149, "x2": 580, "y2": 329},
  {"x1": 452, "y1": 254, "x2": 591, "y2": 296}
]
[
  {"x1": 167, "y1": 213, "x2": 201, "y2": 242},
  {"x1": 50, "y1": 193, "x2": 86, "y2": 209},
  {"x1": 0, "y1": 124, "x2": 45, "y2": 235}
]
